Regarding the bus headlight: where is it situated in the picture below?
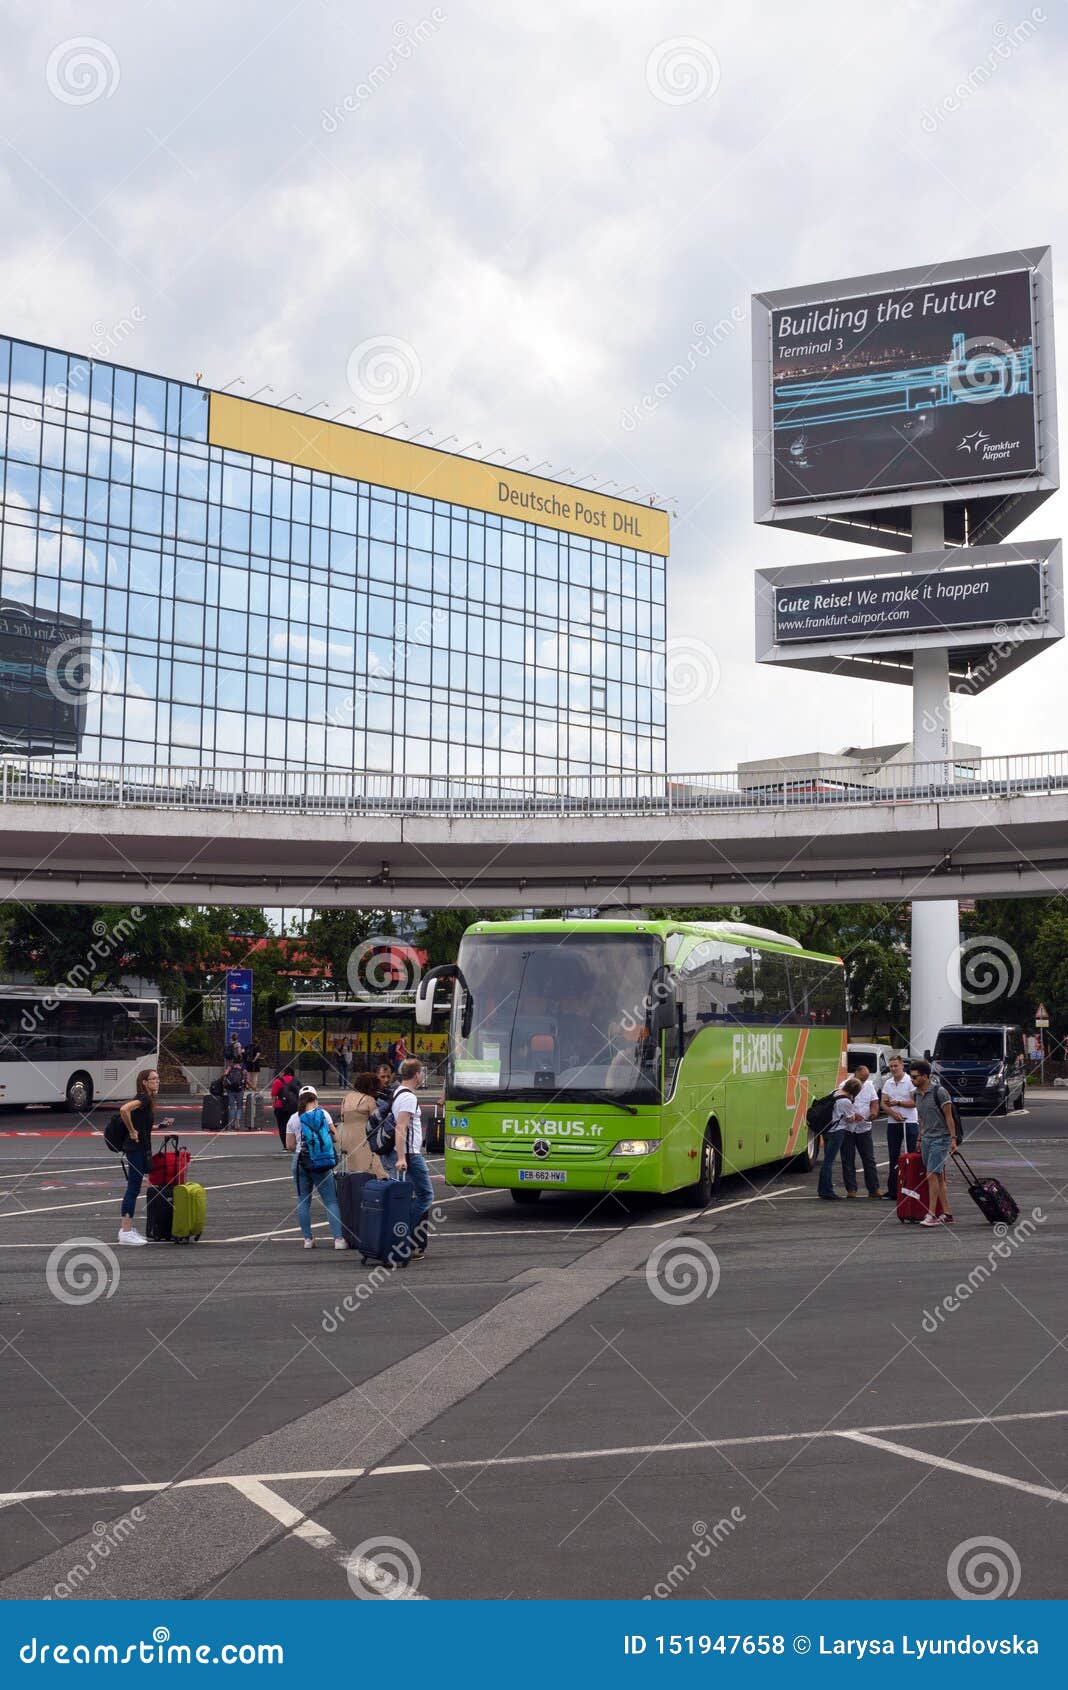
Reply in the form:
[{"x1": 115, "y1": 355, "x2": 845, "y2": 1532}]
[
  {"x1": 448, "y1": 1134, "x2": 478, "y2": 1152},
  {"x1": 609, "y1": 1139, "x2": 661, "y2": 1157}
]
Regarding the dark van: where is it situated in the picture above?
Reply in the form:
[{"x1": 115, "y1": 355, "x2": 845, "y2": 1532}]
[{"x1": 930, "y1": 1024, "x2": 1026, "y2": 1116}]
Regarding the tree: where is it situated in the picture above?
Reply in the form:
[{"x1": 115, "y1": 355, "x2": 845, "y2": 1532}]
[{"x1": 298, "y1": 907, "x2": 391, "y2": 997}]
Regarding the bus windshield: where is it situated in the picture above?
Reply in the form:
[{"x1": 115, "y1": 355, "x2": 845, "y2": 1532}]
[{"x1": 450, "y1": 931, "x2": 662, "y2": 1102}]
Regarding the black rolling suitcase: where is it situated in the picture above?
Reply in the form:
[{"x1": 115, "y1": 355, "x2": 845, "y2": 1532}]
[
  {"x1": 145, "y1": 1182, "x2": 174, "y2": 1241},
  {"x1": 357, "y1": 1176, "x2": 417, "y2": 1266},
  {"x1": 200, "y1": 1093, "x2": 225, "y2": 1131},
  {"x1": 952, "y1": 1148, "x2": 1019, "y2": 1227},
  {"x1": 335, "y1": 1168, "x2": 375, "y2": 1248}
]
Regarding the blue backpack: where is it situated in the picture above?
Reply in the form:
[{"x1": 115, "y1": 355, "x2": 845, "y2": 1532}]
[{"x1": 298, "y1": 1106, "x2": 337, "y2": 1171}]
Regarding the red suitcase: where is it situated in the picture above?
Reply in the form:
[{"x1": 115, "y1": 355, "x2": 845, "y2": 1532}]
[
  {"x1": 895, "y1": 1150, "x2": 943, "y2": 1223},
  {"x1": 149, "y1": 1133, "x2": 189, "y2": 1188}
]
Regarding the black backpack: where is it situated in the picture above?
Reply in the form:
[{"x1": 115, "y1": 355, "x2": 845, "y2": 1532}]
[
  {"x1": 103, "y1": 1111, "x2": 128, "y2": 1153},
  {"x1": 806, "y1": 1091, "x2": 838, "y2": 1137},
  {"x1": 278, "y1": 1078, "x2": 301, "y2": 1114},
  {"x1": 934, "y1": 1083, "x2": 965, "y2": 1142},
  {"x1": 365, "y1": 1093, "x2": 398, "y2": 1157}
]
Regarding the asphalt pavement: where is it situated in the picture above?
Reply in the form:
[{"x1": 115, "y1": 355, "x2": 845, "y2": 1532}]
[{"x1": 0, "y1": 1095, "x2": 1064, "y2": 1600}]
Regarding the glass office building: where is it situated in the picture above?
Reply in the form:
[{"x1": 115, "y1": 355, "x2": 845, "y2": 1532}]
[{"x1": 0, "y1": 334, "x2": 669, "y2": 780}]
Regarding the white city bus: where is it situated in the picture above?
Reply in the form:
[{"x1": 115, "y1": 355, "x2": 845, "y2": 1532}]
[{"x1": 0, "y1": 988, "x2": 161, "y2": 1112}]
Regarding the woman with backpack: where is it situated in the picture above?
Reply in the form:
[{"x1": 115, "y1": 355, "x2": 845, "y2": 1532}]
[
  {"x1": 115, "y1": 1068, "x2": 173, "y2": 1247},
  {"x1": 285, "y1": 1084, "x2": 347, "y2": 1250}
]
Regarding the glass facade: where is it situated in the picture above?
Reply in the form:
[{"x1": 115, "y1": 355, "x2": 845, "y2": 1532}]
[{"x1": 0, "y1": 335, "x2": 667, "y2": 779}]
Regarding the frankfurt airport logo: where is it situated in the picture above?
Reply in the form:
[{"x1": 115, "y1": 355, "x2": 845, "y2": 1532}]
[{"x1": 956, "y1": 429, "x2": 990, "y2": 454}]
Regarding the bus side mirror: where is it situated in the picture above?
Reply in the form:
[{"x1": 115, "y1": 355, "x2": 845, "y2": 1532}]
[
  {"x1": 414, "y1": 973, "x2": 437, "y2": 1030},
  {"x1": 649, "y1": 979, "x2": 678, "y2": 1036},
  {"x1": 415, "y1": 963, "x2": 474, "y2": 1037}
]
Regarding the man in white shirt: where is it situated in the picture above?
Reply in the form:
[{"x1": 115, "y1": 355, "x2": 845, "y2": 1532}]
[
  {"x1": 838, "y1": 1063, "x2": 883, "y2": 1199},
  {"x1": 879, "y1": 1054, "x2": 919, "y2": 1201},
  {"x1": 383, "y1": 1057, "x2": 434, "y2": 1259}
]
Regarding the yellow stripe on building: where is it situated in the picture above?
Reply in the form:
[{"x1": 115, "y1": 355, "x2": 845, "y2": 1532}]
[{"x1": 208, "y1": 392, "x2": 670, "y2": 556}]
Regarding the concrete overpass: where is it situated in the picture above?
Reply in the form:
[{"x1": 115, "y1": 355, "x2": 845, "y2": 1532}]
[{"x1": 0, "y1": 756, "x2": 1065, "y2": 907}]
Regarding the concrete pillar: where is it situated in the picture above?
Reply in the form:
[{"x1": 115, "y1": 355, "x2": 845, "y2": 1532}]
[{"x1": 909, "y1": 503, "x2": 962, "y2": 1056}]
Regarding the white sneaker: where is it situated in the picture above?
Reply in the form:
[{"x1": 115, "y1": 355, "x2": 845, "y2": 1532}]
[
  {"x1": 334, "y1": 1237, "x2": 349, "y2": 1250},
  {"x1": 302, "y1": 1239, "x2": 316, "y2": 1249},
  {"x1": 117, "y1": 1228, "x2": 147, "y2": 1246},
  {"x1": 919, "y1": 1214, "x2": 941, "y2": 1227}
]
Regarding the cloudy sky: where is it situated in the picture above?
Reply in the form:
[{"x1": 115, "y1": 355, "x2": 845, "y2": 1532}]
[{"x1": 2, "y1": 0, "x2": 1064, "y2": 773}]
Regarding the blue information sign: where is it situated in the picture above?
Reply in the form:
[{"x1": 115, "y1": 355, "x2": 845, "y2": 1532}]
[{"x1": 224, "y1": 967, "x2": 253, "y2": 1048}]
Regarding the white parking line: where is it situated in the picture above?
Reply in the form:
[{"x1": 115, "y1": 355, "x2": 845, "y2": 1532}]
[
  {"x1": 0, "y1": 1174, "x2": 292, "y2": 1221},
  {"x1": 837, "y1": 1430, "x2": 1068, "y2": 1503},
  {"x1": 3, "y1": 1408, "x2": 1065, "y2": 1508}
]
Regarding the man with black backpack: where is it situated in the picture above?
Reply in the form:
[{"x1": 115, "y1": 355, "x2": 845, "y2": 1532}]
[{"x1": 271, "y1": 1067, "x2": 300, "y2": 1147}]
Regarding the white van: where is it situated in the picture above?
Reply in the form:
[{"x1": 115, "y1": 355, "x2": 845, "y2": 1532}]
[{"x1": 846, "y1": 1041, "x2": 898, "y2": 1079}]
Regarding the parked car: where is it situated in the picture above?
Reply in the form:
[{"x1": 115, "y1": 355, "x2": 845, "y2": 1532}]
[
  {"x1": 846, "y1": 1040, "x2": 897, "y2": 1079},
  {"x1": 930, "y1": 1024, "x2": 1027, "y2": 1115}
]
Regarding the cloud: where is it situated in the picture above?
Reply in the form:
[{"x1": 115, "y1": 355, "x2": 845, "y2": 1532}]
[{"x1": 1, "y1": 0, "x2": 1065, "y2": 773}]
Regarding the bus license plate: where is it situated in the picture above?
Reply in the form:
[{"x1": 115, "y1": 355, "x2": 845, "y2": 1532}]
[{"x1": 518, "y1": 1169, "x2": 567, "y2": 1184}]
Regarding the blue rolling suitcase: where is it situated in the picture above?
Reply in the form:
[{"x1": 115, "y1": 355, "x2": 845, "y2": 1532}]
[
  {"x1": 357, "y1": 1176, "x2": 417, "y2": 1266},
  {"x1": 335, "y1": 1168, "x2": 375, "y2": 1249}
]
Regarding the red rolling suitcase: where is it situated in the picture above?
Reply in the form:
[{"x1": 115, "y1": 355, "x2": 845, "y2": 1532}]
[
  {"x1": 149, "y1": 1134, "x2": 190, "y2": 1187},
  {"x1": 895, "y1": 1151, "x2": 927, "y2": 1223}
]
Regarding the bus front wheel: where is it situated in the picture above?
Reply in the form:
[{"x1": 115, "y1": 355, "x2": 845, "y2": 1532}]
[
  {"x1": 65, "y1": 1073, "x2": 94, "y2": 1113},
  {"x1": 681, "y1": 1126, "x2": 721, "y2": 1208},
  {"x1": 510, "y1": 1188, "x2": 541, "y2": 1205}
]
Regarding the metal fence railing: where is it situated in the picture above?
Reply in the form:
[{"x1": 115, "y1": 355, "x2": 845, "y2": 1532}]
[{"x1": 2, "y1": 753, "x2": 1067, "y2": 818}]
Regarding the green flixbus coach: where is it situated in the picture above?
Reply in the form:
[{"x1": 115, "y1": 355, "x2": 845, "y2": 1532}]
[{"x1": 414, "y1": 917, "x2": 848, "y2": 1206}]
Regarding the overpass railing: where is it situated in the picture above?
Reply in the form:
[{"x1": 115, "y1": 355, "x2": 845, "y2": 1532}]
[{"x1": 1, "y1": 754, "x2": 1067, "y2": 816}]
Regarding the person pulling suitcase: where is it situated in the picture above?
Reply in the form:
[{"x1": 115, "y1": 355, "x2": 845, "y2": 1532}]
[
  {"x1": 909, "y1": 1061, "x2": 958, "y2": 1227},
  {"x1": 379, "y1": 1058, "x2": 434, "y2": 1258}
]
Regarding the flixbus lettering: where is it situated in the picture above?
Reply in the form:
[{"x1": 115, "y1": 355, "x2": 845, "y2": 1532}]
[
  {"x1": 501, "y1": 1118, "x2": 600, "y2": 1137},
  {"x1": 731, "y1": 1032, "x2": 785, "y2": 1075}
]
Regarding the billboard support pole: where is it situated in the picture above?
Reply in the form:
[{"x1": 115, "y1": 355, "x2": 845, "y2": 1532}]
[{"x1": 908, "y1": 503, "x2": 962, "y2": 1057}]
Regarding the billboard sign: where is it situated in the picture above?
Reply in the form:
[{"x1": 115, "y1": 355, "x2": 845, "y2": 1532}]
[
  {"x1": 773, "y1": 559, "x2": 1045, "y2": 644},
  {"x1": 769, "y1": 269, "x2": 1037, "y2": 504},
  {"x1": 752, "y1": 248, "x2": 1058, "y2": 548},
  {"x1": 225, "y1": 968, "x2": 253, "y2": 1050}
]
